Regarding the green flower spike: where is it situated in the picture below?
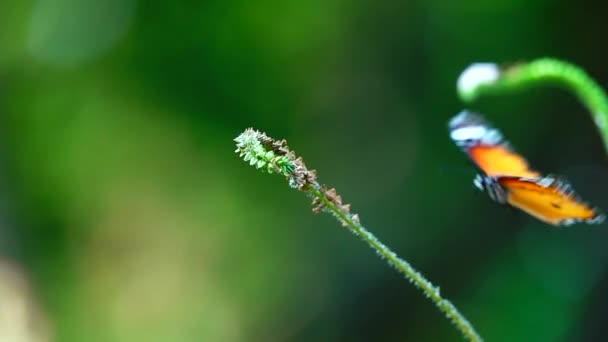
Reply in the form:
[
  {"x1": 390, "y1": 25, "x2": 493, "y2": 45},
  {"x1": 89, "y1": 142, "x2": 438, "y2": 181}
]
[
  {"x1": 234, "y1": 128, "x2": 317, "y2": 189},
  {"x1": 234, "y1": 128, "x2": 482, "y2": 342},
  {"x1": 234, "y1": 128, "x2": 293, "y2": 175}
]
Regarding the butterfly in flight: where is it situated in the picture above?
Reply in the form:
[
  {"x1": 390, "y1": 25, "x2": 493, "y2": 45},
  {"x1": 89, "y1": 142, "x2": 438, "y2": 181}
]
[{"x1": 449, "y1": 111, "x2": 605, "y2": 226}]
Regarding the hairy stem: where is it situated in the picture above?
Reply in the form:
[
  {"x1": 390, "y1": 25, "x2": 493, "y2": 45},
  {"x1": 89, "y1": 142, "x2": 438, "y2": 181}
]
[
  {"x1": 458, "y1": 58, "x2": 608, "y2": 150},
  {"x1": 308, "y1": 186, "x2": 483, "y2": 342},
  {"x1": 235, "y1": 128, "x2": 483, "y2": 341}
]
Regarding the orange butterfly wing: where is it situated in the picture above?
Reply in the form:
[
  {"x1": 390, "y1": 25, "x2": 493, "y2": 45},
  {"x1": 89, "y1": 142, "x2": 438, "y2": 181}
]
[
  {"x1": 469, "y1": 145, "x2": 541, "y2": 178},
  {"x1": 449, "y1": 111, "x2": 539, "y2": 178},
  {"x1": 497, "y1": 177, "x2": 604, "y2": 226}
]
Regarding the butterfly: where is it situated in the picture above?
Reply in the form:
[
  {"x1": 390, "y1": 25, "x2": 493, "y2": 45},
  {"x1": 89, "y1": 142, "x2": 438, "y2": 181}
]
[{"x1": 449, "y1": 110, "x2": 605, "y2": 226}]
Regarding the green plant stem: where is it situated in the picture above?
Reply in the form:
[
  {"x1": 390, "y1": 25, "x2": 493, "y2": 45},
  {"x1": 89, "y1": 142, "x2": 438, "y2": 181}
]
[
  {"x1": 235, "y1": 128, "x2": 482, "y2": 341},
  {"x1": 308, "y1": 186, "x2": 483, "y2": 342},
  {"x1": 461, "y1": 58, "x2": 608, "y2": 151}
]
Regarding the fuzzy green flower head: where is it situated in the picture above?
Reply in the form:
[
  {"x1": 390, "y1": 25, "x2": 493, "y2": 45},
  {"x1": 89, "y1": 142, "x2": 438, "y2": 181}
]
[
  {"x1": 234, "y1": 128, "x2": 319, "y2": 190},
  {"x1": 457, "y1": 63, "x2": 501, "y2": 102},
  {"x1": 234, "y1": 128, "x2": 294, "y2": 175}
]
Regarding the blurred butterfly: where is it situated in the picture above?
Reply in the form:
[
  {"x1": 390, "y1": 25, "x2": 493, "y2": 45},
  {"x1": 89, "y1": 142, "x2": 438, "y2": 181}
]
[{"x1": 449, "y1": 111, "x2": 605, "y2": 226}]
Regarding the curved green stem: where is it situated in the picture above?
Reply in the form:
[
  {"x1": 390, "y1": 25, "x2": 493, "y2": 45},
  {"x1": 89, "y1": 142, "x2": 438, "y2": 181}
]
[
  {"x1": 308, "y1": 186, "x2": 483, "y2": 342},
  {"x1": 458, "y1": 58, "x2": 608, "y2": 151}
]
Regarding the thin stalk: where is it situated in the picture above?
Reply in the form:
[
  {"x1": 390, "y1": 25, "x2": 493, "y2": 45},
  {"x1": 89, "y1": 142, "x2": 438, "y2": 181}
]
[
  {"x1": 234, "y1": 128, "x2": 483, "y2": 341},
  {"x1": 458, "y1": 58, "x2": 608, "y2": 151},
  {"x1": 308, "y1": 186, "x2": 482, "y2": 342}
]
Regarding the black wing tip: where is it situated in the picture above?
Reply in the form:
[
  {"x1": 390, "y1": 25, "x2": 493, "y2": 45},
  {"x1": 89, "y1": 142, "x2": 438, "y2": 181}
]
[
  {"x1": 529, "y1": 175, "x2": 575, "y2": 194},
  {"x1": 585, "y1": 210, "x2": 607, "y2": 225},
  {"x1": 558, "y1": 212, "x2": 606, "y2": 226},
  {"x1": 538, "y1": 175, "x2": 605, "y2": 226},
  {"x1": 449, "y1": 110, "x2": 489, "y2": 130}
]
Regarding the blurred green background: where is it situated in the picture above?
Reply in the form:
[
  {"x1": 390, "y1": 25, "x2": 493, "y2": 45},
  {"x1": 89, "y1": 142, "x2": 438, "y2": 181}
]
[{"x1": 0, "y1": 0, "x2": 607, "y2": 341}]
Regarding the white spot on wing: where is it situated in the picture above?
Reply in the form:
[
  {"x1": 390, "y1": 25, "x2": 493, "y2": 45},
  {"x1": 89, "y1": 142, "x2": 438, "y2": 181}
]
[
  {"x1": 449, "y1": 111, "x2": 474, "y2": 129},
  {"x1": 481, "y1": 129, "x2": 503, "y2": 145},
  {"x1": 473, "y1": 175, "x2": 484, "y2": 190},
  {"x1": 536, "y1": 177, "x2": 555, "y2": 188},
  {"x1": 450, "y1": 126, "x2": 487, "y2": 142},
  {"x1": 589, "y1": 214, "x2": 606, "y2": 224},
  {"x1": 560, "y1": 218, "x2": 577, "y2": 226}
]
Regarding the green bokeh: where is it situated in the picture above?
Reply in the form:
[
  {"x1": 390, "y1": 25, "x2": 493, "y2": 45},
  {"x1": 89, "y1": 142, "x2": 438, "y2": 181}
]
[{"x1": 0, "y1": 0, "x2": 606, "y2": 341}]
